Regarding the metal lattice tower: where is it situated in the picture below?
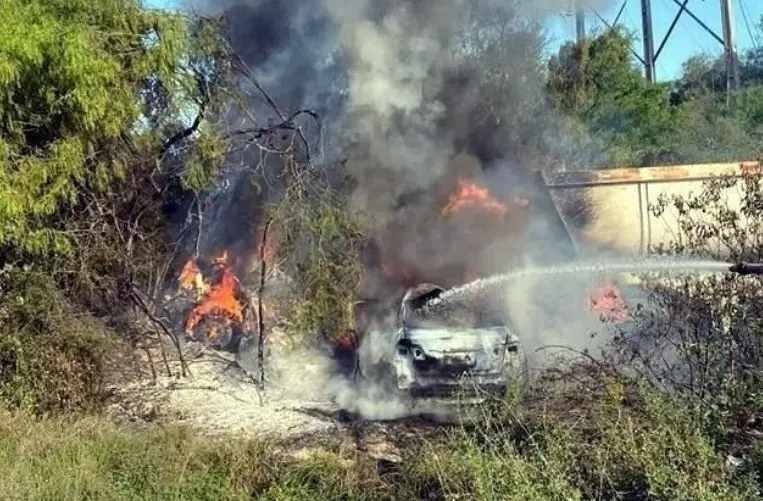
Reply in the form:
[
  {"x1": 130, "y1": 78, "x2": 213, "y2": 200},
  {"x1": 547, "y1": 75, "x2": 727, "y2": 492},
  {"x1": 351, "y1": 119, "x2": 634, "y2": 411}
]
[{"x1": 572, "y1": 0, "x2": 741, "y2": 97}]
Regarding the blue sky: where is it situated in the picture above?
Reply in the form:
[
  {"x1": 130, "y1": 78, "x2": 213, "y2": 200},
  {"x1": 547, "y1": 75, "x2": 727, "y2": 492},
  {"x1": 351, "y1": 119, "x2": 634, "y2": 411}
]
[
  {"x1": 546, "y1": 0, "x2": 762, "y2": 81},
  {"x1": 147, "y1": 0, "x2": 762, "y2": 82}
]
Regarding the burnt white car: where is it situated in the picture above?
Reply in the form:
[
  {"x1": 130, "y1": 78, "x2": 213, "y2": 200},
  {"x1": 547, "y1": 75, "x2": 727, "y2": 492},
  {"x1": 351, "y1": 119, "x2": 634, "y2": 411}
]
[{"x1": 357, "y1": 283, "x2": 526, "y2": 401}]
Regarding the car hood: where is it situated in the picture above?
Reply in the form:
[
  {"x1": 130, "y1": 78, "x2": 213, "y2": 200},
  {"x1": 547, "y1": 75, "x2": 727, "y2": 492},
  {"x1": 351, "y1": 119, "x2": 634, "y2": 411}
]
[{"x1": 402, "y1": 326, "x2": 512, "y2": 354}]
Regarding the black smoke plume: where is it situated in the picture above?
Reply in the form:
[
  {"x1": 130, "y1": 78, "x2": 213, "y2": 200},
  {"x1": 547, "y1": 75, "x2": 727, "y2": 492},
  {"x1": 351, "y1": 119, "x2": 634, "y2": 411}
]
[{"x1": 189, "y1": 0, "x2": 618, "y2": 300}]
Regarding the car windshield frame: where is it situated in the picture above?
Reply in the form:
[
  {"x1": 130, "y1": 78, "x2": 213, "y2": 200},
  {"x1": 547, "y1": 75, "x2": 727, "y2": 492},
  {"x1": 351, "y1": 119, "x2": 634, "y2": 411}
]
[{"x1": 401, "y1": 300, "x2": 508, "y2": 330}]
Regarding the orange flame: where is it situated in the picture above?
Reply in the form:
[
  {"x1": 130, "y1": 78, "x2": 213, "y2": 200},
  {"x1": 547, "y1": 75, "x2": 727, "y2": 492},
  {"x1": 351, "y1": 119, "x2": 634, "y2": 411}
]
[
  {"x1": 441, "y1": 178, "x2": 509, "y2": 218},
  {"x1": 178, "y1": 259, "x2": 206, "y2": 294},
  {"x1": 212, "y1": 250, "x2": 229, "y2": 266},
  {"x1": 184, "y1": 252, "x2": 244, "y2": 335}
]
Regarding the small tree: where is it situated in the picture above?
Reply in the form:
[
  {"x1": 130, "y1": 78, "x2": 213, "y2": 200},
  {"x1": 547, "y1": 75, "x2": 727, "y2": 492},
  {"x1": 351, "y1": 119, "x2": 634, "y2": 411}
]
[{"x1": 268, "y1": 157, "x2": 366, "y2": 347}]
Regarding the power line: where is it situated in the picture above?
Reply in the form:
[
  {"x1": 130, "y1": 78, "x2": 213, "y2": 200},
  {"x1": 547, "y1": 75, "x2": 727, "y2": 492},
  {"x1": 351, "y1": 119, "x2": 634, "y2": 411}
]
[
  {"x1": 576, "y1": 0, "x2": 739, "y2": 88},
  {"x1": 739, "y1": 0, "x2": 759, "y2": 51}
]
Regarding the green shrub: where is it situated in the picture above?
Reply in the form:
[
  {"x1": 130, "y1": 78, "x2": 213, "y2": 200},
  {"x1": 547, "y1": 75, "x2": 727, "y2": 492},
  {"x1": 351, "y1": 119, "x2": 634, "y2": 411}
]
[
  {"x1": 412, "y1": 427, "x2": 582, "y2": 500},
  {"x1": 269, "y1": 164, "x2": 366, "y2": 345},
  {"x1": 406, "y1": 379, "x2": 754, "y2": 501},
  {"x1": 259, "y1": 451, "x2": 389, "y2": 501},
  {"x1": 568, "y1": 382, "x2": 748, "y2": 500},
  {"x1": 0, "y1": 268, "x2": 118, "y2": 414}
]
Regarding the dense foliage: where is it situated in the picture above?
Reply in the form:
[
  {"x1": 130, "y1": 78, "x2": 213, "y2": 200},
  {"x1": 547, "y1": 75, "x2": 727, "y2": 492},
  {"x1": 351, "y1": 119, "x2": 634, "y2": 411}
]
[
  {"x1": 0, "y1": 0, "x2": 231, "y2": 412},
  {"x1": 547, "y1": 26, "x2": 763, "y2": 168},
  {"x1": 0, "y1": 0, "x2": 228, "y2": 259},
  {"x1": 269, "y1": 159, "x2": 366, "y2": 344}
]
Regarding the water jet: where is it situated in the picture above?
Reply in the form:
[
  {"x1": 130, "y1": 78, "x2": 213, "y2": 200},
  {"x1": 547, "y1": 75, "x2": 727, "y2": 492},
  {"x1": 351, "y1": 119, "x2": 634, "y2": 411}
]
[{"x1": 423, "y1": 257, "x2": 733, "y2": 311}]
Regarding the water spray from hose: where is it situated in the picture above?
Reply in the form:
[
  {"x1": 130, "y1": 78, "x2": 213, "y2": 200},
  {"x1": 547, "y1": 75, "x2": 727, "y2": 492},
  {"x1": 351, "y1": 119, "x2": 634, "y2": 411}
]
[{"x1": 422, "y1": 257, "x2": 763, "y2": 313}]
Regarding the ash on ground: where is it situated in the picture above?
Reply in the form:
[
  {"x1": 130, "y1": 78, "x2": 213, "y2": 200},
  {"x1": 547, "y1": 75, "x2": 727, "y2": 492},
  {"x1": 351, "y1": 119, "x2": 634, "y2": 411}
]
[{"x1": 109, "y1": 328, "x2": 345, "y2": 441}]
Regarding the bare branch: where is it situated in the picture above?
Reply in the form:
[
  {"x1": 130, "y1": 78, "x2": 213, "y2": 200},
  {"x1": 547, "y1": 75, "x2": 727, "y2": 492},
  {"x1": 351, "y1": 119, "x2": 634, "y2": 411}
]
[
  {"x1": 231, "y1": 55, "x2": 318, "y2": 164},
  {"x1": 129, "y1": 286, "x2": 190, "y2": 378},
  {"x1": 257, "y1": 217, "x2": 272, "y2": 385}
]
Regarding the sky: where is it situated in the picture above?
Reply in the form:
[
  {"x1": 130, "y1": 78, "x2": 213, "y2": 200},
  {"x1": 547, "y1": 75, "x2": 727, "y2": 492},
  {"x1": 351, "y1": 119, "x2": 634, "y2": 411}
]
[
  {"x1": 146, "y1": 0, "x2": 762, "y2": 83},
  {"x1": 546, "y1": 0, "x2": 762, "y2": 81}
]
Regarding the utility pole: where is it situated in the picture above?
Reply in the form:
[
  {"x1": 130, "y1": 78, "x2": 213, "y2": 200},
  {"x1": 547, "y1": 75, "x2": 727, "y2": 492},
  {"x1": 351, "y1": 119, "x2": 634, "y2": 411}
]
[
  {"x1": 575, "y1": 0, "x2": 586, "y2": 42},
  {"x1": 720, "y1": 0, "x2": 740, "y2": 97},
  {"x1": 640, "y1": 0, "x2": 656, "y2": 82}
]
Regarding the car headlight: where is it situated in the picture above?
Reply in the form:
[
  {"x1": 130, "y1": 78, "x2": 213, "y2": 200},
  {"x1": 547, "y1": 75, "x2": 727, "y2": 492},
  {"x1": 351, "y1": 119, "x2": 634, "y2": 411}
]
[{"x1": 397, "y1": 343, "x2": 426, "y2": 360}]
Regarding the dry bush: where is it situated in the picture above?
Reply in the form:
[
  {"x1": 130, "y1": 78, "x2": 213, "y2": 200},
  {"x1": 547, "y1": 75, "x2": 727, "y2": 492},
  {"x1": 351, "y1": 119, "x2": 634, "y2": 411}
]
[{"x1": 600, "y1": 166, "x2": 763, "y2": 453}]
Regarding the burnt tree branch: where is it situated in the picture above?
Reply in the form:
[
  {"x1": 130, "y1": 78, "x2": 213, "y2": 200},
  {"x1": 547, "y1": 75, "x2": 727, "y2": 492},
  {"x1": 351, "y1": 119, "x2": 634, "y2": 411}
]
[
  {"x1": 159, "y1": 111, "x2": 205, "y2": 159},
  {"x1": 257, "y1": 217, "x2": 272, "y2": 385},
  {"x1": 160, "y1": 65, "x2": 211, "y2": 159},
  {"x1": 232, "y1": 55, "x2": 318, "y2": 164},
  {"x1": 226, "y1": 109, "x2": 321, "y2": 140}
]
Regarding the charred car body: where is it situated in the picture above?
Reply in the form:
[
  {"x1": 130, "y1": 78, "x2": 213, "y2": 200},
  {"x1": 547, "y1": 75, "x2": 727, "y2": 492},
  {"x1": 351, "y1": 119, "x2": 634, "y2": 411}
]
[{"x1": 357, "y1": 283, "x2": 526, "y2": 401}]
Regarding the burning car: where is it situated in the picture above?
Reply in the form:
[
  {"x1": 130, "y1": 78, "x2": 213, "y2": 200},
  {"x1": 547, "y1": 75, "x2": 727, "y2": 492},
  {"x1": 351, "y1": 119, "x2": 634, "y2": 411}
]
[{"x1": 357, "y1": 283, "x2": 526, "y2": 402}]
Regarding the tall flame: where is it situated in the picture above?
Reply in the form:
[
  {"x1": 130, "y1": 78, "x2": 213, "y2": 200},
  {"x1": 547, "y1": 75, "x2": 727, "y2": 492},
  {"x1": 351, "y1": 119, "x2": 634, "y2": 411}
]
[
  {"x1": 184, "y1": 252, "x2": 244, "y2": 336},
  {"x1": 178, "y1": 259, "x2": 206, "y2": 295}
]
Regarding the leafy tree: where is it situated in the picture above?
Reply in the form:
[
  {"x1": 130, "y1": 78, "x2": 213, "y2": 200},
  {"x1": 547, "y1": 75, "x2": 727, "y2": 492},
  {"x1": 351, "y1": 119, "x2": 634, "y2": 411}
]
[
  {"x1": 0, "y1": 0, "x2": 233, "y2": 314},
  {"x1": 0, "y1": 0, "x2": 230, "y2": 265},
  {"x1": 741, "y1": 16, "x2": 763, "y2": 85},
  {"x1": 0, "y1": 0, "x2": 233, "y2": 412},
  {"x1": 546, "y1": 27, "x2": 682, "y2": 168},
  {"x1": 674, "y1": 54, "x2": 727, "y2": 101},
  {"x1": 670, "y1": 52, "x2": 763, "y2": 163}
]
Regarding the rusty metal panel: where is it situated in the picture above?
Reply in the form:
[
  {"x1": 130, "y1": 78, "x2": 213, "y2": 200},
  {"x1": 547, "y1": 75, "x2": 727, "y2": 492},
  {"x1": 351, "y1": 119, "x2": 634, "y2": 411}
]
[
  {"x1": 543, "y1": 161, "x2": 757, "y2": 188},
  {"x1": 543, "y1": 161, "x2": 761, "y2": 257}
]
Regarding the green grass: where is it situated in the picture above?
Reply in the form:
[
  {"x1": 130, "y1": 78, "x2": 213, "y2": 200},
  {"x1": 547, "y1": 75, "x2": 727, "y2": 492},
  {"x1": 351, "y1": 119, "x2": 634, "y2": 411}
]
[
  {"x1": 0, "y1": 411, "x2": 396, "y2": 501},
  {"x1": 0, "y1": 412, "x2": 277, "y2": 501},
  {"x1": 0, "y1": 380, "x2": 759, "y2": 501}
]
